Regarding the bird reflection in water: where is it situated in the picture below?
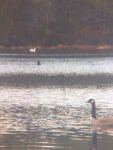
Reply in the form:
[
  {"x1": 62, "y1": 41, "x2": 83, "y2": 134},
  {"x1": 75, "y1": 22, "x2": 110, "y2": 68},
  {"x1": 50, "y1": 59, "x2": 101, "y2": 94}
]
[{"x1": 89, "y1": 130, "x2": 97, "y2": 150}]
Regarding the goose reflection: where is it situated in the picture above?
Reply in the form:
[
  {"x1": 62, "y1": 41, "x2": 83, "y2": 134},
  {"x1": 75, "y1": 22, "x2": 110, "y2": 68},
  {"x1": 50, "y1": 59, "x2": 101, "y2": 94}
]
[{"x1": 89, "y1": 130, "x2": 97, "y2": 150}]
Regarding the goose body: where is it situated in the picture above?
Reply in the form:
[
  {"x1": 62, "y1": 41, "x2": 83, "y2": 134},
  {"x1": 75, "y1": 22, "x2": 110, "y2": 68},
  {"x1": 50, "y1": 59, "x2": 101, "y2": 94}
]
[{"x1": 88, "y1": 99, "x2": 113, "y2": 130}]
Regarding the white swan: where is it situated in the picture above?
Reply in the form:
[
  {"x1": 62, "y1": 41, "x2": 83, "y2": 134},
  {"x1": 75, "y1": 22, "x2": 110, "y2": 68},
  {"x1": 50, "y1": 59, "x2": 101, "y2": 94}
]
[{"x1": 29, "y1": 47, "x2": 36, "y2": 53}]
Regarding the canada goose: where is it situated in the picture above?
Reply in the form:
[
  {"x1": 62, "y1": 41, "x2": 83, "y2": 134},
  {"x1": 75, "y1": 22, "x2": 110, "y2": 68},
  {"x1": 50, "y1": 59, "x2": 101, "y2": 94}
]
[{"x1": 87, "y1": 99, "x2": 113, "y2": 130}]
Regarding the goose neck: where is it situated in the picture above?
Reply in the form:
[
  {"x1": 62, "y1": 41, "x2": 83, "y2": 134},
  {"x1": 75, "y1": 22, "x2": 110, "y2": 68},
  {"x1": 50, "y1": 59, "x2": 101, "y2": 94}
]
[{"x1": 91, "y1": 102, "x2": 96, "y2": 119}]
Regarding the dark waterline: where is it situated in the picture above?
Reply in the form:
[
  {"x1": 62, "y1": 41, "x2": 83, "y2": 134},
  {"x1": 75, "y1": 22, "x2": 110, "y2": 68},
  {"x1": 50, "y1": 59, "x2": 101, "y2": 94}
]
[
  {"x1": 0, "y1": 73, "x2": 113, "y2": 87},
  {"x1": 0, "y1": 53, "x2": 113, "y2": 59}
]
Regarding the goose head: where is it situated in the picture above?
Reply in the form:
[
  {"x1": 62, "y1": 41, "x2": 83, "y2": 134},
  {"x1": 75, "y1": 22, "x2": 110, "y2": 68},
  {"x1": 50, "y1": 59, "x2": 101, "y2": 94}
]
[{"x1": 87, "y1": 99, "x2": 95, "y2": 104}]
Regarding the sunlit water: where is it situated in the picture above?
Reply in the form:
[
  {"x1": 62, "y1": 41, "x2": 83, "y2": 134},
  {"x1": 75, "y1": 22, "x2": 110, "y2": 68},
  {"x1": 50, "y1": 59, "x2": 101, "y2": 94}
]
[{"x1": 0, "y1": 54, "x2": 113, "y2": 149}]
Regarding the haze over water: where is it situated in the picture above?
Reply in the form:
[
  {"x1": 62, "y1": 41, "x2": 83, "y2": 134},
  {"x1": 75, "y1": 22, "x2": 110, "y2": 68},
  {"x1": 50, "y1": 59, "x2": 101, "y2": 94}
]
[{"x1": 0, "y1": 54, "x2": 113, "y2": 149}]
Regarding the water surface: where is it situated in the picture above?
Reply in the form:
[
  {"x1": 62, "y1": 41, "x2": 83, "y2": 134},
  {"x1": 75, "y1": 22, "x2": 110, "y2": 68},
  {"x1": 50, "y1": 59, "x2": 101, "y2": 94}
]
[{"x1": 0, "y1": 55, "x2": 113, "y2": 149}]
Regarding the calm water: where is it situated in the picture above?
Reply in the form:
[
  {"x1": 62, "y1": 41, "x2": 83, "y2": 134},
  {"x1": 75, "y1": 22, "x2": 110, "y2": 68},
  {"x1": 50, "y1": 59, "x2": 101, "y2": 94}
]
[{"x1": 0, "y1": 55, "x2": 113, "y2": 149}]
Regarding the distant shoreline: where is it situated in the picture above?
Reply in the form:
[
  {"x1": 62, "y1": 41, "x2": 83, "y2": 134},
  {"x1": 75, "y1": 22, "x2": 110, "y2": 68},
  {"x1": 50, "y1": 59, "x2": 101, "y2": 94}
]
[{"x1": 0, "y1": 44, "x2": 113, "y2": 54}]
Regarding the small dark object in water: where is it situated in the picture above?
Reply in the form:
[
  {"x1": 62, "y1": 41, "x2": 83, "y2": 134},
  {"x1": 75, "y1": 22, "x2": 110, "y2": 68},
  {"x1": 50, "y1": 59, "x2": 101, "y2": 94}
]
[{"x1": 37, "y1": 60, "x2": 41, "y2": 65}]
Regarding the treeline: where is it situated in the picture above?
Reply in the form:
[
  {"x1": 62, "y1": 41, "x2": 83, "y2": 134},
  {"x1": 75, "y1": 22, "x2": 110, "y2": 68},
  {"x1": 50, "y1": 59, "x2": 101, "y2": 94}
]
[{"x1": 0, "y1": 0, "x2": 113, "y2": 46}]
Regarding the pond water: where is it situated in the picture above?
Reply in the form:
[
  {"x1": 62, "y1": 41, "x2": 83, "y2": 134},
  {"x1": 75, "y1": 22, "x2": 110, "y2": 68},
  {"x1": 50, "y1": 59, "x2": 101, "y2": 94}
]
[{"x1": 0, "y1": 55, "x2": 113, "y2": 149}]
